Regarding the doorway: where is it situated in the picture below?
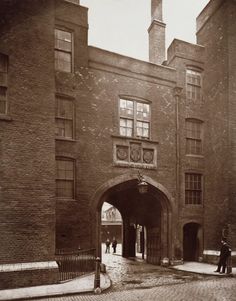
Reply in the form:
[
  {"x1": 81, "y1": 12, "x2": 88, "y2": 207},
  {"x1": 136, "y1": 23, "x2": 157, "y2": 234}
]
[{"x1": 183, "y1": 222, "x2": 201, "y2": 261}]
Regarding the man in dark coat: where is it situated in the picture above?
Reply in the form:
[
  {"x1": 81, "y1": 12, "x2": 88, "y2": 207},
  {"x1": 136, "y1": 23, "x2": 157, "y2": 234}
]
[
  {"x1": 112, "y1": 237, "x2": 118, "y2": 254},
  {"x1": 215, "y1": 240, "x2": 231, "y2": 273},
  {"x1": 105, "y1": 238, "x2": 111, "y2": 253}
]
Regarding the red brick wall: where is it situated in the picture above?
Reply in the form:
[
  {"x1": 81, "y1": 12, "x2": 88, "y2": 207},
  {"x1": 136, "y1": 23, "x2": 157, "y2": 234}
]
[
  {"x1": 0, "y1": 0, "x2": 56, "y2": 265},
  {"x1": 0, "y1": 268, "x2": 58, "y2": 290},
  {"x1": 197, "y1": 0, "x2": 236, "y2": 250},
  {"x1": 55, "y1": 47, "x2": 178, "y2": 250}
]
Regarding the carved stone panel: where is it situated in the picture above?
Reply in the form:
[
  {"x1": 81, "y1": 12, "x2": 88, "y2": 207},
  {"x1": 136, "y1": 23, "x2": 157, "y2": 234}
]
[
  {"x1": 113, "y1": 136, "x2": 158, "y2": 169},
  {"x1": 143, "y1": 149, "x2": 154, "y2": 164},
  {"x1": 130, "y1": 143, "x2": 141, "y2": 163},
  {"x1": 116, "y1": 145, "x2": 128, "y2": 161}
]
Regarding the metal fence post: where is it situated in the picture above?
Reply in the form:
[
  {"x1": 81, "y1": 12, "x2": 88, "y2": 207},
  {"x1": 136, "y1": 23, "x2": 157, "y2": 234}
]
[{"x1": 94, "y1": 257, "x2": 101, "y2": 291}]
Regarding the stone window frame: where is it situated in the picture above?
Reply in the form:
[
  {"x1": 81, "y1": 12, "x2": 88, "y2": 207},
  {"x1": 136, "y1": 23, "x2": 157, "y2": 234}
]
[
  {"x1": 185, "y1": 118, "x2": 203, "y2": 156},
  {"x1": 55, "y1": 94, "x2": 75, "y2": 140},
  {"x1": 119, "y1": 96, "x2": 151, "y2": 140},
  {"x1": 0, "y1": 53, "x2": 8, "y2": 116},
  {"x1": 185, "y1": 173, "x2": 202, "y2": 205},
  {"x1": 186, "y1": 67, "x2": 202, "y2": 101},
  {"x1": 56, "y1": 157, "x2": 75, "y2": 199},
  {"x1": 54, "y1": 28, "x2": 73, "y2": 73}
]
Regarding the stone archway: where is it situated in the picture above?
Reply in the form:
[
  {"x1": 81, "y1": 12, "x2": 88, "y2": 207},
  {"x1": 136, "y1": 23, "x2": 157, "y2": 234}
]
[{"x1": 90, "y1": 173, "x2": 176, "y2": 264}]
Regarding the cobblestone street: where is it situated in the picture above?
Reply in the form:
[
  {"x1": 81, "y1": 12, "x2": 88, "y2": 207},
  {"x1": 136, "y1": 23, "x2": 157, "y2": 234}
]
[{"x1": 30, "y1": 244, "x2": 236, "y2": 301}]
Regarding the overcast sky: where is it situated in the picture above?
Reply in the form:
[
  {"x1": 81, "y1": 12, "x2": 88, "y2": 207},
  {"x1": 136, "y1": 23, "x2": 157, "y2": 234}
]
[{"x1": 80, "y1": 0, "x2": 209, "y2": 61}]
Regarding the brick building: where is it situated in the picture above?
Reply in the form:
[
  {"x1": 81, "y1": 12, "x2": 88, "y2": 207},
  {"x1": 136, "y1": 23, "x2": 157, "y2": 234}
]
[
  {"x1": 0, "y1": 0, "x2": 235, "y2": 289},
  {"x1": 101, "y1": 205, "x2": 122, "y2": 244}
]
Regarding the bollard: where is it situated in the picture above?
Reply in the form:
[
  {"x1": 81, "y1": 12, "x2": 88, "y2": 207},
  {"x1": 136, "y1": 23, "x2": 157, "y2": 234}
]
[
  {"x1": 226, "y1": 253, "x2": 232, "y2": 274},
  {"x1": 94, "y1": 257, "x2": 101, "y2": 291}
]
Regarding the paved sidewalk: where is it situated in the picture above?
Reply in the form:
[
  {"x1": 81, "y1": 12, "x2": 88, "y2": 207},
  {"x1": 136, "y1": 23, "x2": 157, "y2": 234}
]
[
  {"x1": 0, "y1": 258, "x2": 235, "y2": 301},
  {"x1": 171, "y1": 261, "x2": 236, "y2": 276}
]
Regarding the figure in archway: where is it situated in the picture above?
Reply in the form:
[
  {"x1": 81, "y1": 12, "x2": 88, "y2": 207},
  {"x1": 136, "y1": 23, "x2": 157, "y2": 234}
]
[
  {"x1": 112, "y1": 237, "x2": 118, "y2": 253},
  {"x1": 105, "y1": 238, "x2": 111, "y2": 253}
]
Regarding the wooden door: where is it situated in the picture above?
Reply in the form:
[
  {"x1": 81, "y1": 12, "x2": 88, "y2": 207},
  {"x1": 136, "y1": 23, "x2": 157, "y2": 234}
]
[{"x1": 146, "y1": 227, "x2": 160, "y2": 264}]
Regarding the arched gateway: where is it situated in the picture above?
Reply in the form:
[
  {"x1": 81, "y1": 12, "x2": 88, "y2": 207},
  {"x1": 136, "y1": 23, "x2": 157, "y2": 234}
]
[{"x1": 91, "y1": 174, "x2": 175, "y2": 265}]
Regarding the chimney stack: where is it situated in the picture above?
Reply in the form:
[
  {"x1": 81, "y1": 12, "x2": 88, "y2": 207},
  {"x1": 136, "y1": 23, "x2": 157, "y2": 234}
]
[{"x1": 148, "y1": 0, "x2": 166, "y2": 65}]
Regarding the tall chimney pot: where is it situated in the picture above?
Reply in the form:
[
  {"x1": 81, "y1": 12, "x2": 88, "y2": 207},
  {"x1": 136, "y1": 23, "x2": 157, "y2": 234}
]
[{"x1": 148, "y1": 0, "x2": 166, "y2": 65}]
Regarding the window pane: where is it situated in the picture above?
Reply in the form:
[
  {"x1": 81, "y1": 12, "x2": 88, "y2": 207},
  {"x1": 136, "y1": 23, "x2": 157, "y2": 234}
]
[
  {"x1": 65, "y1": 120, "x2": 73, "y2": 138},
  {"x1": 55, "y1": 119, "x2": 64, "y2": 137},
  {"x1": 136, "y1": 121, "x2": 149, "y2": 138},
  {"x1": 120, "y1": 127, "x2": 126, "y2": 136},
  {"x1": 0, "y1": 87, "x2": 7, "y2": 114},
  {"x1": 55, "y1": 29, "x2": 72, "y2": 73},
  {"x1": 120, "y1": 118, "x2": 133, "y2": 137},
  {"x1": 126, "y1": 128, "x2": 132, "y2": 137},
  {"x1": 56, "y1": 180, "x2": 73, "y2": 198},
  {"x1": 55, "y1": 119, "x2": 73, "y2": 139},
  {"x1": 55, "y1": 39, "x2": 72, "y2": 52},
  {"x1": 56, "y1": 159, "x2": 74, "y2": 198},
  {"x1": 126, "y1": 100, "x2": 133, "y2": 109},
  {"x1": 120, "y1": 118, "x2": 126, "y2": 127},
  {"x1": 120, "y1": 99, "x2": 134, "y2": 117},
  {"x1": 126, "y1": 119, "x2": 133, "y2": 128},
  {"x1": 185, "y1": 173, "x2": 202, "y2": 205},
  {"x1": 55, "y1": 51, "x2": 71, "y2": 72},
  {"x1": 55, "y1": 98, "x2": 74, "y2": 139},
  {"x1": 186, "y1": 69, "x2": 201, "y2": 101},
  {"x1": 0, "y1": 99, "x2": 6, "y2": 114},
  {"x1": 0, "y1": 54, "x2": 7, "y2": 72},
  {"x1": 137, "y1": 127, "x2": 142, "y2": 137},
  {"x1": 55, "y1": 29, "x2": 72, "y2": 43},
  {"x1": 186, "y1": 120, "x2": 202, "y2": 155},
  {"x1": 143, "y1": 128, "x2": 149, "y2": 137},
  {"x1": 120, "y1": 99, "x2": 126, "y2": 108},
  {"x1": 137, "y1": 102, "x2": 150, "y2": 121},
  {"x1": 57, "y1": 99, "x2": 73, "y2": 118},
  {"x1": 119, "y1": 99, "x2": 150, "y2": 139}
]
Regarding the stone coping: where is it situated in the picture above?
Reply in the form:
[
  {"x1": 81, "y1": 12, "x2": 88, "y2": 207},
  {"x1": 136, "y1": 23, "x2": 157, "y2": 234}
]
[
  {"x1": 0, "y1": 261, "x2": 58, "y2": 272},
  {"x1": 204, "y1": 250, "x2": 236, "y2": 256}
]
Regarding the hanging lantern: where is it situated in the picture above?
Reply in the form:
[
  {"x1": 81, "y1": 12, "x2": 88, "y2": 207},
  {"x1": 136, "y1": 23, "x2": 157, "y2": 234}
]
[{"x1": 137, "y1": 171, "x2": 148, "y2": 194}]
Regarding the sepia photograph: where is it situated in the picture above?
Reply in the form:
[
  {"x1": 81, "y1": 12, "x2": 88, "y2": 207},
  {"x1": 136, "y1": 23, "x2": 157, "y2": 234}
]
[{"x1": 0, "y1": 0, "x2": 235, "y2": 300}]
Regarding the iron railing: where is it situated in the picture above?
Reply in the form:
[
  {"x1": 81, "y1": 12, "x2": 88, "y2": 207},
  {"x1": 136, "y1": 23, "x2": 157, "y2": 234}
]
[{"x1": 55, "y1": 248, "x2": 96, "y2": 282}]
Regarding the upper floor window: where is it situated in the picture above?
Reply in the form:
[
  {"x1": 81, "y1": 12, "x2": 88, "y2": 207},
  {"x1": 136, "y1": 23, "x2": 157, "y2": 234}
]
[
  {"x1": 0, "y1": 53, "x2": 8, "y2": 115},
  {"x1": 0, "y1": 87, "x2": 7, "y2": 115},
  {"x1": 185, "y1": 173, "x2": 202, "y2": 205},
  {"x1": 55, "y1": 29, "x2": 72, "y2": 72},
  {"x1": 55, "y1": 96, "x2": 74, "y2": 139},
  {"x1": 56, "y1": 158, "x2": 75, "y2": 198},
  {"x1": 186, "y1": 69, "x2": 201, "y2": 101},
  {"x1": 119, "y1": 98, "x2": 150, "y2": 139},
  {"x1": 185, "y1": 119, "x2": 203, "y2": 155}
]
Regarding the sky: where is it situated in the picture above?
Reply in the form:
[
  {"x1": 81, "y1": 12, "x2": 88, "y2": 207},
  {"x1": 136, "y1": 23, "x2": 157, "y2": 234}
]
[{"x1": 80, "y1": 0, "x2": 209, "y2": 61}]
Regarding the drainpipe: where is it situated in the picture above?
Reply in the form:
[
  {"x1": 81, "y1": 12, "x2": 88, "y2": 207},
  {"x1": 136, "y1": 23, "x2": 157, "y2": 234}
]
[{"x1": 173, "y1": 87, "x2": 183, "y2": 263}]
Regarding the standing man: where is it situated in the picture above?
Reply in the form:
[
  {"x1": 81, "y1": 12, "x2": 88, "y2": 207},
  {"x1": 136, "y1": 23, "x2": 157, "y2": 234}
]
[
  {"x1": 105, "y1": 238, "x2": 111, "y2": 253},
  {"x1": 112, "y1": 237, "x2": 118, "y2": 254},
  {"x1": 214, "y1": 240, "x2": 231, "y2": 274}
]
